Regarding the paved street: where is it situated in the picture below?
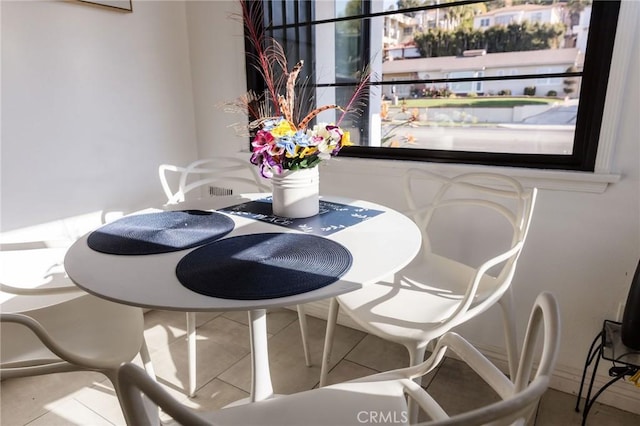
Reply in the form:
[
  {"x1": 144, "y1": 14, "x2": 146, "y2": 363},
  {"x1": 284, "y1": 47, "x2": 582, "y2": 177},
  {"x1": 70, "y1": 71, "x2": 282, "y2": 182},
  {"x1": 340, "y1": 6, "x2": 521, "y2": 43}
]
[
  {"x1": 380, "y1": 124, "x2": 574, "y2": 154},
  {"x1": 378, "y1": 102, "x2": 577, "y2": 154}
]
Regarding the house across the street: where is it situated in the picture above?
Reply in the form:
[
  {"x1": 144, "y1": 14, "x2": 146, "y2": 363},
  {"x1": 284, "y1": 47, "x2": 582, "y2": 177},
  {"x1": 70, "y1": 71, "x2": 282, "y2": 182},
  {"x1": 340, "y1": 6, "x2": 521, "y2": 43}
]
[{"x1": 382, "y1": 47, "x2": 582, "y2": 99}]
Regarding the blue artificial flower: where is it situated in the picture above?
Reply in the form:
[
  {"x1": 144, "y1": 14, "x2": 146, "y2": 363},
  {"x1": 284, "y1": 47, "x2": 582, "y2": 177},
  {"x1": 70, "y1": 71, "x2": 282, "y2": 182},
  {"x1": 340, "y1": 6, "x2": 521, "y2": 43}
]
[
  {"x1": 261, "y1": 117, "x2": 284, "y2": 131},
  {"x1": 276, "y1": 135, "x2": 297, "y2": 157},
  {"x1": 293, "y1": 130, "x2": 311, "y2": 147}
]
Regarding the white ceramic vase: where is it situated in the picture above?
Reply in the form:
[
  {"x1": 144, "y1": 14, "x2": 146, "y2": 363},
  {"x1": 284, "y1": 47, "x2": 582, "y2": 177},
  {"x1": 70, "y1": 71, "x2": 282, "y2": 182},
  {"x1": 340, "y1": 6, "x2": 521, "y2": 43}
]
[{"x1": 271, "y1": 167, "x2": 319, "y2": 218}]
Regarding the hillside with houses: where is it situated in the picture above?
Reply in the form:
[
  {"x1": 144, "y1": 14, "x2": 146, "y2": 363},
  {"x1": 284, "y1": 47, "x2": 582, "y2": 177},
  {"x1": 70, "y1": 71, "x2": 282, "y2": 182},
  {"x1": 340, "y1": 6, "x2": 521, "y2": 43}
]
[{"x1": 381, "y1": 1, "x2": 592, "y2": 98}]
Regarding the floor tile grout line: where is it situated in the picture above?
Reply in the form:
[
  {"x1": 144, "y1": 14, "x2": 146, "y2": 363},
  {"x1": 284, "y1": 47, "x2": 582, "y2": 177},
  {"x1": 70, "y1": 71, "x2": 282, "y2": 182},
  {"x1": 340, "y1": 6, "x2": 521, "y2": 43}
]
[
  {"x1": 23, "y1": 410, "x2": 52, "y2": 426},
  {"x1": 191, "y1": 351, "x2": 253, "y2": 396},
  {"x1": 72, "y1": 396, "x2": 120, "y2": 426},
  {"x1": 213, "y1": 376, "x2": 252, "y2": 399},
  {"x1": 324, "y1": 332, "x2": 369, "y2": 382}
]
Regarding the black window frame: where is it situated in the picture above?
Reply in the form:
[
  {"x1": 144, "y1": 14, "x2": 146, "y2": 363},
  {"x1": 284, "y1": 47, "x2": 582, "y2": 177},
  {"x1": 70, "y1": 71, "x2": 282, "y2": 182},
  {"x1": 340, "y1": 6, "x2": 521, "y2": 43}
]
[{"x1": 245, "y1": 0, "x2": 621, "y2": 172}]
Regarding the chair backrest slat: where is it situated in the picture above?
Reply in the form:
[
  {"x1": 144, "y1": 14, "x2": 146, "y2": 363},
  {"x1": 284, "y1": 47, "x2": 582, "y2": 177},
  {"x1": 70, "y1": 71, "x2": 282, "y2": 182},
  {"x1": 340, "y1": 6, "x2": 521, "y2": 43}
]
[{"x1": 159, "y1": 157, "x2": 269, "y2": 205}]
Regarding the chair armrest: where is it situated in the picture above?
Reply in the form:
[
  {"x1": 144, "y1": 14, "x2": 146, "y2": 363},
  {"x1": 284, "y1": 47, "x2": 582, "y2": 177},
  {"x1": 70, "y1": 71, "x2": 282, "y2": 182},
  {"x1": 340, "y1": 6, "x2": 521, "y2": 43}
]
[
  {"x1": 347, "y1": 332, "x2": 515, "y2": 418},
  {"x1": 0, "y1": 283, "x2": 82, "y2": 296},
  {"x1": 159, "y1": 164, "x2": 187, "y2": 203},
  {"x1": 371, "y1": 332, "x2": 514, "y2": 400},
  {"x1": 118, "y1": 363, "x2": 212, "y2": 426},
  {"x1": 0, "y1": 313, "x2": 104, "y2": 369},
  {"x1": 442, "y1": 241, "x2": 524, "y2": 330},
  {"x1": 0, "y1": 240, "x2": 74, "y2": 250},
  {"x1": 424, "y1": 332, "x2": 515, "y2": 400},
  {"x1": 0, "y1": 246, "x2": 80, "y2": 296}
]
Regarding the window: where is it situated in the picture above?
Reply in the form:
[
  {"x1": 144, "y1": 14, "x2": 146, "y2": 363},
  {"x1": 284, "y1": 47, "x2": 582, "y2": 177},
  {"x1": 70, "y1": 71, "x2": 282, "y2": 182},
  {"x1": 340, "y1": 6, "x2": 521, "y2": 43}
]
[
  {"x1": 246, "y1": 0, "x2": 621, "y2": 171},
  {"x1": 495, "y1": 14, "x2": 517, "y2": 25},
  {"x1": 447, "y1": 71, "x2": 484, "y2": 94},
  {"x1": 536, "y1": 67, "x2": 564, "y2": 85}
]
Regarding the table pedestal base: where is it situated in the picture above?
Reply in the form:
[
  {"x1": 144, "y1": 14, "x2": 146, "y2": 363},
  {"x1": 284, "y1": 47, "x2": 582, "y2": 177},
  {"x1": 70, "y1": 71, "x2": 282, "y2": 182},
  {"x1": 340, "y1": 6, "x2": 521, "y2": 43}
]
[{"x1": 249, "y1": 309, "x2": 274, "y2": 402}]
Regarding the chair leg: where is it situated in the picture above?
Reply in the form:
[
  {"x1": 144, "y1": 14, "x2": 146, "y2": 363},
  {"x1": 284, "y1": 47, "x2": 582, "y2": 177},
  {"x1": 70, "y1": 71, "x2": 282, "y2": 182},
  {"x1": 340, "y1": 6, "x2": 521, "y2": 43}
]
[
  {"x1": 319, "y1": 298, "x2": 340, "y2": 387},
  {"x1": 499, "y1": 291, "x2": 519, "y2": 381},
  {"x1": 407, "y1": 345, "x2": 428, "y2": 424},
  {"x1": 139, "y1": 337, "x2": 156, "y2": 381},
  {"x1": 186, "y1": 312, "x2": 197, "y2": 398},
  {"x1": 296, "y1": 304, "x2": 312, "y2": 367}
]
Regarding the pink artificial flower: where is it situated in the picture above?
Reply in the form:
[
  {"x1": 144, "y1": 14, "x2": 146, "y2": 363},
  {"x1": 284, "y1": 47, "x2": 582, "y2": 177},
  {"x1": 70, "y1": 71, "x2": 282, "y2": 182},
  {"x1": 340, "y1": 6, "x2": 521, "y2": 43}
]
[{"x1": 251, "y1": 129, "x2": 275, "y2": 153}]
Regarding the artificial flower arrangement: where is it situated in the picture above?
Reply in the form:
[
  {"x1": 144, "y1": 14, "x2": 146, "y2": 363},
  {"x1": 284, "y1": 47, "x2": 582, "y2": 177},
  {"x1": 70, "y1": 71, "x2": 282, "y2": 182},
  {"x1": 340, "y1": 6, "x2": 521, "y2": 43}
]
[
  {"x1": 224, "y1": 1, "x2": 371, "y2": 179},
  {"x1": 251, "y1": 118, "x2": 351, "y2": 178}
]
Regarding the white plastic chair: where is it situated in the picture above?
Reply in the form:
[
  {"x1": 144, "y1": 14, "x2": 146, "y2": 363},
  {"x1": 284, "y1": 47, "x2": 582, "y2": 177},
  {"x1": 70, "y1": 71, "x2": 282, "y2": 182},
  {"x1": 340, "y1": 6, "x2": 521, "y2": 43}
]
[
  {"x1": 321, "y1": 170, "x2": 538, "y2": 396},
  {"x1": 159, "y1": 157, "x2": 313, "y2": 397},
  {"x1": 116, "y1": 291, "x2": 560, "y2": 426},
  {"x1": 0, "y1": 244, "x2": 154, "y2": 408},
  {"x1": 159, "y1": 157, "x2": 271, "y2": 205}
]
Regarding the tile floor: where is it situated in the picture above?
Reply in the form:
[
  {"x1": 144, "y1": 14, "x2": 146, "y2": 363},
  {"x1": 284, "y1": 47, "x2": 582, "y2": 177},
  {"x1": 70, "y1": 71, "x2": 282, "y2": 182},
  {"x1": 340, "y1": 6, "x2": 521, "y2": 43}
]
[{"x1": 2, "y1": 308, "x2": 639, "y2": 425}]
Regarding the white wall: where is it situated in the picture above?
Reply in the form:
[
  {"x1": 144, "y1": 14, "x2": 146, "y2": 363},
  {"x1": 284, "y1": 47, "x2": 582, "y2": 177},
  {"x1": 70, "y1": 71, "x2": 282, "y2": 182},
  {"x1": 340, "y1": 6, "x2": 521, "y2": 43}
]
[
  {"x1": 184, "y1": 0, "x2": 248, "y2": 158},
  {"x1": 191, "y1": 0, "x2": 640, "y2": 412},
  {"x1": 1, "y1": 0, "x2": 198, "y2": 231}
]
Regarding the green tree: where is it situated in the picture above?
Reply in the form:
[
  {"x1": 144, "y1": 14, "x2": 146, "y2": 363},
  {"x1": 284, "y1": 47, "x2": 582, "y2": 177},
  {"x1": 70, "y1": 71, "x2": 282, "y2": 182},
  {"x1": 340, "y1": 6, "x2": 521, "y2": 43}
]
[
  {"x1": 414, "y1": 21, "x2": 564, "y2": 57},
  {"x1": 442, "y1": 4, "x2": 480, "y2": 30},
  {"x1": 396, "y1": 0, "x2": 425, "y2": 17}
]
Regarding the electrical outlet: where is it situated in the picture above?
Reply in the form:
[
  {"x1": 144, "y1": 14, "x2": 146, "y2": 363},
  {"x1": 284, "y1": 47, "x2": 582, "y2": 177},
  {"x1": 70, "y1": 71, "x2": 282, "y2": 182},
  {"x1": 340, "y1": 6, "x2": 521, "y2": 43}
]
[{"x1": 616, "y1": 302, "x2": 626, "y2": 322}]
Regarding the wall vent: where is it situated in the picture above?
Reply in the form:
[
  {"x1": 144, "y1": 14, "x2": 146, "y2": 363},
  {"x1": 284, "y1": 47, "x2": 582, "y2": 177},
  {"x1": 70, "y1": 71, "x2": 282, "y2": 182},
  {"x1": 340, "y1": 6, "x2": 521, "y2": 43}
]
[{"x1": 209, "y1": 186, "x2": 233, "y2": 197}]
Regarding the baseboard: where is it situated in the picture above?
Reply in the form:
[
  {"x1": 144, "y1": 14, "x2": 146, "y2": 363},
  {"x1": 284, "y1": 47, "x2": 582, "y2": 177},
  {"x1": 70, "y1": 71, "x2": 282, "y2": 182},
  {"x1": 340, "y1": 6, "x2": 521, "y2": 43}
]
[
  {"x1": 548, "y1": 362, "x2": 640, "y2": 415},
  {"x1": 476, "y1": 343, "x2": 640, "y2": 415},
  {"x1": 293, "y1": 301, "x2": 640, "y2": 416}
]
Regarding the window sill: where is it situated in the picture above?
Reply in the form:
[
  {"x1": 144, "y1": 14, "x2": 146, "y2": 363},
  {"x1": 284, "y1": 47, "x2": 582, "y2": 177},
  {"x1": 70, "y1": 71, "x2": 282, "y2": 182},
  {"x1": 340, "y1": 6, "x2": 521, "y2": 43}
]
[
  {"x1": 320, "y1": 156, "x2": 621, "y2": 194},
  {"x1": 234, "y1": 150, "x2": 620, "y2": 193}
]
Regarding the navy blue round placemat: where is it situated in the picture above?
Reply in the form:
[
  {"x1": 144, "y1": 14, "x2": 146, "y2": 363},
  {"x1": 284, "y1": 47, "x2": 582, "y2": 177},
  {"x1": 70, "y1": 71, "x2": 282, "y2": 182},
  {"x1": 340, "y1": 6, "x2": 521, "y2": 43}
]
[
  {"x1": 87, "y1": 210, "x2": 235, "y2": 255},
  {"x1": 176, "y1": 233, "x2": 353, "y2": 300}
]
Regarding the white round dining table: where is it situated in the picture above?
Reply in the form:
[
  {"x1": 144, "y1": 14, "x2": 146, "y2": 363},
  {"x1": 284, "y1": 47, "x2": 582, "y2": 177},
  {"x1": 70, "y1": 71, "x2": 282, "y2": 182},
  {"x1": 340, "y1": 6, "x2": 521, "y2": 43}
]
[{"x1": 64, "y1": 194, "x2": 421, "y2": 403}]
